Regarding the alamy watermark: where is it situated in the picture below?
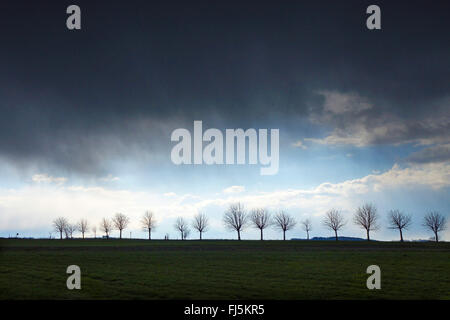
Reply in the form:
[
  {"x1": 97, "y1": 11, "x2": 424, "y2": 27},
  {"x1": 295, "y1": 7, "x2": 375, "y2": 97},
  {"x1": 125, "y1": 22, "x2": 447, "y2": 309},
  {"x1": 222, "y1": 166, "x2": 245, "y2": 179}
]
[
  {"x1": 66, "y1": 265, "x2": 81, "y2": 290},
  {"x1": 366, "y1": 265, "x2": 381, "y2": 290},
  {"x1": 171, "y1": 121, "x2": 279, "y2": 175}
]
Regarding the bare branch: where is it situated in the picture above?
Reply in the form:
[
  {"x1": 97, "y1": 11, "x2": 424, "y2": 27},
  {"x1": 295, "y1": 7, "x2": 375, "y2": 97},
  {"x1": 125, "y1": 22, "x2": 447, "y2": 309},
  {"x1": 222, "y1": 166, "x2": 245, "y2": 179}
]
[
  {"x1": 322, "y1": 209, "x2": 346, "y2": 241},
  {"x1": 353, "y1": 203, "x2": 379, "y2": 241},
  {"x1": 174, "y1": 217, "x2": 190, "y2": 240},
  {"x1": 64, "y1": 223, "x2": 76, "y2": 239},
  {"x1": 223, "y1": 202, "x2": 248, "y2": 240},
  {"x1": 100, "y1": 217, "x2": 113, "y2": 239},
  {"x1": 53, "y1": 217, "x2": 68, "y2": 240},
  {"x1": 182, "y1": 228, "x2": 190, "y2": 240},
  {"x1": 250, "y1": 208, "x2": 271, "y2": 240},
  {"x1": 388, "y1": 210, "x2": 412, "y2": 242},
  {"x1": 141, "y1": 210, "x2": 157, "y2": 240},
  {"x1": 192, "y1": 212, "x2": 209, "y2": 240},
  {"x1": 301, "y1": 219, "x2": 312, "y2": 240},
  {"x1": 112, "y1": 213, "x2": 130, "y2": 239},
  {"x1": 77, "y1": 218, "x2": 89, "y2": 239},
  {"x1": 273, "y1": 211, "x2": 296, "y2": 240},
  {"x1": 423, "y1": 211, "x2": 447, "y2": 242}
]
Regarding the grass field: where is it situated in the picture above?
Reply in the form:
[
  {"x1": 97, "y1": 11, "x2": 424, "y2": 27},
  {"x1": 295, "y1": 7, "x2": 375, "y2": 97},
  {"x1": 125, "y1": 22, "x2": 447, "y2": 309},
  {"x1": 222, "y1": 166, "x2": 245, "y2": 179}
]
[{"x1": 1, "y1": 239, "x2": 449, "y2": 300}]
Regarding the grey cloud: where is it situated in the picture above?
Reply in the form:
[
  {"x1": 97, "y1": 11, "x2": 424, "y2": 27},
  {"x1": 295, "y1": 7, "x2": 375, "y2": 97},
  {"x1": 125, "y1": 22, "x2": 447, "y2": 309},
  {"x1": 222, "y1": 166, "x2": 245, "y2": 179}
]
[
  {"x1": 305, "y1": 92, "x2": 450, "y2": 147},
  {"x1": 406, "y1": 144, "x2": 450, "y2": 164}
]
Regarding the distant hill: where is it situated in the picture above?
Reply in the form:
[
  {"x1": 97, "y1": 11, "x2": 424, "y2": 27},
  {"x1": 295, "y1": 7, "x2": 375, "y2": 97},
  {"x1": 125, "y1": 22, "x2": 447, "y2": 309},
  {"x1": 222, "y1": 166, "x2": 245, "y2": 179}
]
[{"x1": 291, "y1": 236, "x2": 369, "y2": 241}]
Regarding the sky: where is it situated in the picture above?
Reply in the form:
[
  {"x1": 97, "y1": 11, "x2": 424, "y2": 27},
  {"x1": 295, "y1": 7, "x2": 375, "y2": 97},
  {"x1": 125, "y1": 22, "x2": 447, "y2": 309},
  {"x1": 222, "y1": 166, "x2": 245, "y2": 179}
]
[{"x1": 0, "y1": 0, "x2": 449, "y2": 241}]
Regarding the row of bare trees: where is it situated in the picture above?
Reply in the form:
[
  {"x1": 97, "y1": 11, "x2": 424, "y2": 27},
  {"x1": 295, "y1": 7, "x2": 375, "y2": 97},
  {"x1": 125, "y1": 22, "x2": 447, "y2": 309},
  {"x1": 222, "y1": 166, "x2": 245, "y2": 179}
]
[
  {"x1": 52, "y1": 203, "x2": 447, "y2": 242},
  {"x1": 172, "y1": 204, "x2": 297, "y2": 241},
  {"x1": 53, "y1": 217, "x2": 89, "y2": 240},
  {"x1": 321, "y1": 204, "x2": 447, "y2": 242},
  {"x1": 223, "y1": 203, "x2": 297, "y2": 240},
  {"x1": 173, "y1": 213, "x2": 210, "y2": 240},
  {"x1": 53, "y1": 211, "x2": 156, "y2": 240}
]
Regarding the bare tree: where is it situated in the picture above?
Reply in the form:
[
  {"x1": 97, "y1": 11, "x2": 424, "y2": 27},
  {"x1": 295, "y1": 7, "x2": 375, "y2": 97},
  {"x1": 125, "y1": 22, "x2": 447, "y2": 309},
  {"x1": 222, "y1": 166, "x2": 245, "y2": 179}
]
[
  {"x1": 182, "y1": 228, "x2": 191, "y2": 240},
  {"x1": 92, "y1": 225, "x2": 97, "y2": 238},
  {"x1": 174, "y1": 217, "x2": 190, "y2": 240},
  {"x1": 63, "y1": 226, "x2": 69, "y2": 239},
  {"x1": 100, "y1": 217, "x2": 113, "y2": 239},
  {"x1": 273, "y1": 211, "x2": 296, "y2": 240},
  {"x1": 388, "y1": 210, "x2": 412, "y2": 242},
  {"x1": 250, "y1": 208, "x2": 271, "y2": 240},
  {"x1": 64, "y1": 223, "x2": 76, "y2": 239},
  {"x1": 53, "y1": 217, "x2": 68, "y2": 240},
  {"x1": 353, "y1": 203, "x2": 380, "y2": 241},
  {"x1": 322, "y1": 209, "x2": 346, "y2": 241},
  {"x1": 423, "y1": 211, "x2": 447, "y2": 242},
  {"x1": 141, "y1": 210, "x2": 157, "y2": 240},
  {"x1": 77, "y1": 219, "x2": 89, "y2": 239},
  {"x1": 223, "y1": 202, "x2": 248, "y2": 240},
  {"x1": 112, "y1": 213, "x2": 130, "y2": 239},
  {"x1": 192, "y1": 212, "x2": 209, "y2": 240},
  {"x1": 301, "y1": 219, "x2": 312, "y2": 240}
]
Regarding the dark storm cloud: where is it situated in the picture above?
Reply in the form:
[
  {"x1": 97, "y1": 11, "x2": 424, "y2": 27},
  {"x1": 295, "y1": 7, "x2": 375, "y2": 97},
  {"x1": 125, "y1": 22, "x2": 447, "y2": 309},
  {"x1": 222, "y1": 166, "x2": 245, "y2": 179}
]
[{"x1": 0, "y1": 0, "x2": 449, "y2": 174}]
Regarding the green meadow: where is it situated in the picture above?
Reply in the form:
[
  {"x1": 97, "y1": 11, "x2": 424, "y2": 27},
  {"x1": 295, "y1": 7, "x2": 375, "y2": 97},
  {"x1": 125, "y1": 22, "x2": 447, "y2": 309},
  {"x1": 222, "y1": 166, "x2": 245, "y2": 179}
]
[{"x1": 1, "y1": 239, "x2": 449, "y2": 300}]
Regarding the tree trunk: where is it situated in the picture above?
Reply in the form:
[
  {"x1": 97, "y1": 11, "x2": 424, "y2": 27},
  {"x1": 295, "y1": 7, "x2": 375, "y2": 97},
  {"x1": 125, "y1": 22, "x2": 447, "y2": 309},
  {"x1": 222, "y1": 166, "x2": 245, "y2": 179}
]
[
  {"x1": 307, "y1": 231, "x2": 309, "y2": 240},
  {"x1": 60, "y1": 231, "x2": 62, "y2": 239},
  {"x1": 399, "y1": 229, "x2": 403, "y2": 242},
  {"x1": 335, "y1": 230, "x2": 338, "y2": 241},
  {"x1": 260, "y1": 229, "x2": 263, "y2": 241},
  {"x1": 148, "y1": 228, "x2": 151, "y2": 240},
  {"x1": 283, "y1": 230, "x2": 286, "y2": 241},
  {"x1": 237, "y1": 230, "x2": 241, "y2": 241},
  {"x1": 82, "y1": 232, "x2": 85, "y2": 239},
  {"x1": 435, "y1": 231, "x2": 439, "y2": 242},
  {"x1": 119, "y1": 229, "x2": 122, "y2": 239},
  {"x1": 200, "y1": 231, "x2": 202, "y2": 240}
]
